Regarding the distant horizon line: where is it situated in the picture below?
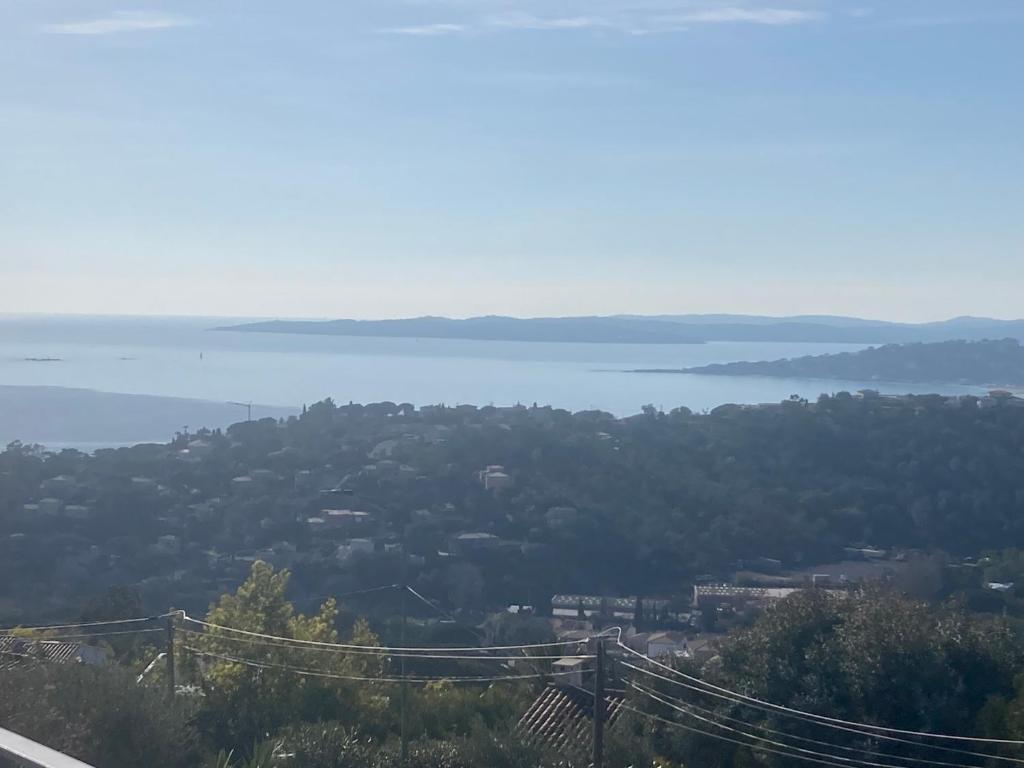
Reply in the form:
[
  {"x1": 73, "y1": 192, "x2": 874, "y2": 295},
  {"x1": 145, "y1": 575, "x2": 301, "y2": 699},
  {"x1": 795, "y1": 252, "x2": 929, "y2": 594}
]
[{"x1": 2, "y1": 311, "x2": 1024, "y2": 326}]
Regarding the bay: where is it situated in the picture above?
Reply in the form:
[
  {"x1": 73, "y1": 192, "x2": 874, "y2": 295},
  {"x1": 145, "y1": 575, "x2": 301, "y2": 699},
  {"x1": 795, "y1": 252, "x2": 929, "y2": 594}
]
[{"x1": 0, "y1": 315, "x2": 985, "y2": 448}]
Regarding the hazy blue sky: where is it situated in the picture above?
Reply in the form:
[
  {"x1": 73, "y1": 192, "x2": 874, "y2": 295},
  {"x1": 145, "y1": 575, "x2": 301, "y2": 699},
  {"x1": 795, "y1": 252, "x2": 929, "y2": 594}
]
[{"x1": 1, "y1": 0, "x2": 1022, "y2": 321}]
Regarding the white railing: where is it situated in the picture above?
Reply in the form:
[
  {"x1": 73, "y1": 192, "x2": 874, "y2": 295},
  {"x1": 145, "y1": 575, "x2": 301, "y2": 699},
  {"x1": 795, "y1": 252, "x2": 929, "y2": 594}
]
[{"x1": 0, "y1": 727, "x2": 95, "y2": 768}]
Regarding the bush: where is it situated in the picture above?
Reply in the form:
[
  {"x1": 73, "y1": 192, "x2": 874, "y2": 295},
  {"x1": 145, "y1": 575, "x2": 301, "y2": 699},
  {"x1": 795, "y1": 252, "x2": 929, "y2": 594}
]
[{"x1": 0, "y1": 663, "x2": 198, "y2": 768}]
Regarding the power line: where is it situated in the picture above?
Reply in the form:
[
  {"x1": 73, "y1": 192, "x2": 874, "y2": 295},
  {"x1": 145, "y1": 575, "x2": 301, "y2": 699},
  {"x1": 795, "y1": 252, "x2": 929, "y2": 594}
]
[
  {"x1": 620, "y1": 661, "x2": 1024, "y2": 765},
  {"x1": 182, "y1": 613, "x2": 586, "y2": 652},
  {"x1": 0, "y1": 628, "x2": 164, "y2": 642},
  {"x1": 177, "y1": 628, "x2": 589, "y2": 661},
  {"x1": 620, "y1": 677, "x2": 988, "y2": 768},
  {"x1": 619, "y1": 700, "x2": 878, "y2": 768},
  {"x1": 289, "y1": 584, "x2": 400, "y2": 606},
  {"x1": 0, "y1": 615, "x2": 166, "y2": 634},
  {"x1": 181, "y1": 646, "x2": 586, "y2": 684},
  {"x1": 618, "y1": 642, "x2": 1024, "y2": 747},
  {"x1": 629, "y1": 682, "x2": 987, "y2": 768}
]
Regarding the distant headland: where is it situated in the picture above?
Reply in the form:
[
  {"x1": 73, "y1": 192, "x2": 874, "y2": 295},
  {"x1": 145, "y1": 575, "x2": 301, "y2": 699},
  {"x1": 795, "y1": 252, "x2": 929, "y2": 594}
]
[
  {"x1": 216, "y1": 314, "x2": 1024, "y2": 346},
  {"x1": 636, "y1": 338, "x2": 1024, "y2": 388}
]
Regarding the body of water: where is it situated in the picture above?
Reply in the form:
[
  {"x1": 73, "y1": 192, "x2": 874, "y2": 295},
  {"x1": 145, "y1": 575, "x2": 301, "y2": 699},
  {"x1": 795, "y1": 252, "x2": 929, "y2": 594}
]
[{"x1": 0, "y1": 315, "x2": 985, "y2": 448}]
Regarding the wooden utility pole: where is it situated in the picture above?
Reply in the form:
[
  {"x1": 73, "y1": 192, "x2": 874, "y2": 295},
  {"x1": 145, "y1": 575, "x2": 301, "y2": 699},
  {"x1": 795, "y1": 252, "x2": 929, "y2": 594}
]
[
  {"x1": 592, "y1": 638, "x2": 606, "y2": 768},
  {"x1": 400, "y1": 575, "x2": 409, "y2": 765},
  {"x1": 165, "y1": 611, "x2": 176, "y2": 701}
]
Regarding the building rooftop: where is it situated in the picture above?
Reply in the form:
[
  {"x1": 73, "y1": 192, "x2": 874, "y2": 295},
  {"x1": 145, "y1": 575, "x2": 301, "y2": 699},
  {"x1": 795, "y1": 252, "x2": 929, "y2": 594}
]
[{"x1": 519, "y1": 685, "x2": 625, "y2": 751}]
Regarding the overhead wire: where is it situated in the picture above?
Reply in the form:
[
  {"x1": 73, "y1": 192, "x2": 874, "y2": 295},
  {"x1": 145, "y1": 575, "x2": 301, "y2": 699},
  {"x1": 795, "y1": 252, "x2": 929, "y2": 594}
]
[
  {"x1": 619, "y1": 700, "x2": 879, "y2": 768},
  {"x1": 618, "y1": 642, "x2": 1024, "y2": 747},
  {"x1": 182, "y1": 613, "x2": 588, "y2": 652},
  {"x1": 181, "y1": 646, "x2": 585, "y2": 684},
  {"x1": 177, "y1": 628, "x2": 588, "y2": 661},
  {"x1": 629, "y1": 681, "x2": 988, "y2": 768},
  {"x1": 620, "y1": 676, "x2": 989, "y2": 768},
  {"x1": 0, "y1": 614, "x2": 167, "y2": 633},
  {"x1": 0, "y1": 628, "x2": 165, "y2": 642},
  {"x1": 620, "y1": 660, "x2": 1024, "y2": 765},
  {"x1": 289, "y1": 584, "x2": 400, "y2": 606}
]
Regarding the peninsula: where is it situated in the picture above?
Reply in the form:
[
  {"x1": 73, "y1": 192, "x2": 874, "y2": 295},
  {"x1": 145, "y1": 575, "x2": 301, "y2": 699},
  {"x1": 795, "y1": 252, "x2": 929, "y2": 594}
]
[{"x1": 638, "y1": 338, "x2": 1024, "y2": 387}]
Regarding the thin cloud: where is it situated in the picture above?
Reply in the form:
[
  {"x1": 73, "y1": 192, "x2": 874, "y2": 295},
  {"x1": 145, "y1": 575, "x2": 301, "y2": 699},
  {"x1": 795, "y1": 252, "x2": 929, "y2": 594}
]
[
  {"x1": 375, "y1": 4, "x2": 825, "y2": 38},
  {"x1": 42, "y1": 11, "x2": 193, "y2": 35},
  {"x1": 380, "y1": 22, "x2": 468, "y2": 35},
  {"x1": 485, "y1": 13, "x2": 613, "y2": 30},
  {"x1": 670, "y1": 8, "x2": 823, "y2": 26}
]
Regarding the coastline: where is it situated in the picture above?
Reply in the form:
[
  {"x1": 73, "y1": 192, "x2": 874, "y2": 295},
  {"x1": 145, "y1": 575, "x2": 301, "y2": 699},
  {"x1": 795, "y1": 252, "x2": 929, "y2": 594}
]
[{"x1": 0, "y1": 384, "x2": 296, "y2": 450}]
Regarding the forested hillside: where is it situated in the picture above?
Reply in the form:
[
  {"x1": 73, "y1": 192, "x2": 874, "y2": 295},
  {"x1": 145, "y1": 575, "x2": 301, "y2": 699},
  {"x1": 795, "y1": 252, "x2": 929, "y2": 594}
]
[
  {"x1": 3, "y1": 391, "x2": 1024, "y2": 623},
  {"x1": 676, "y1": 338, "x2": 1024, "y2": 386}
]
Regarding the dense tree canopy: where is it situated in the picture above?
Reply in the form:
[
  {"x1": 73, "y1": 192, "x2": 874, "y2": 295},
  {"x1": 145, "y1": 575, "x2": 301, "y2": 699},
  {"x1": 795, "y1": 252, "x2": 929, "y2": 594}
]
[{"x1": 3, "y1": 393, "x2": 1024, "y2": 623}]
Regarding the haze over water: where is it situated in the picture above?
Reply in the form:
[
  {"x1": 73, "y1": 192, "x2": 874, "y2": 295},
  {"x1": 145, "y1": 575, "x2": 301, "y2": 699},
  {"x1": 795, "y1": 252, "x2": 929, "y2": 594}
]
[{"x1": 0, "y1": 316, "x2": 986, "y2": 449}]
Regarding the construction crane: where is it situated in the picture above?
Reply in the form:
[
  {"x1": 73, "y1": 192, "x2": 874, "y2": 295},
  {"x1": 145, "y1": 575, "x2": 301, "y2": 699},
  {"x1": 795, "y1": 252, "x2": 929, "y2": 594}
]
[{"x1": 228, "y1": 401, "x2": 253, "y2": 421}]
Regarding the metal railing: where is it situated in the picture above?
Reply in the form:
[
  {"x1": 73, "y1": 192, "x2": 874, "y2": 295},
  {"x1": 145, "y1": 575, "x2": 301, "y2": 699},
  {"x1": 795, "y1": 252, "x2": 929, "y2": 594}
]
[{"x1": 0, "y1": 728, "x2": 95, "y2": 768}]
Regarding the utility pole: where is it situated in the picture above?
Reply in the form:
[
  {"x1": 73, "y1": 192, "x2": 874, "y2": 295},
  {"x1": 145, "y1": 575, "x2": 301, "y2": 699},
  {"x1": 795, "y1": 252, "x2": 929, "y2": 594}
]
[
  {"x1": 228, "y1": 401, "x2": 253, "y2": 421},
  {"x1": 592, "y1": 637, "x2": 606, "y2": 768},
  {"x1": 165, "y1": 610, "x2": 176, "y2": 701},
  {"x1": 400, "y1": 576, "x2": 409, "y2": 766}
]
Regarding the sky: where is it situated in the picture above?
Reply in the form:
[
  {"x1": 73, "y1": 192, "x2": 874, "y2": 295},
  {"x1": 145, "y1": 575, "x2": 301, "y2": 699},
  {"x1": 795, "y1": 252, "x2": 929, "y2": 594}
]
[{"x1": 1, "y1": 0, "x2": 1022, "y2": 322}]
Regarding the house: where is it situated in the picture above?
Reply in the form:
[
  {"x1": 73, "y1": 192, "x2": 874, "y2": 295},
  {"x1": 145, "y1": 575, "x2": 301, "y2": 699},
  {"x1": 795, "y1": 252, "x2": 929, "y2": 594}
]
[
  {"x1": 645, "y1": 631, "x2": 689, "y2": 659},
  {"x1": 322, "y1": 509, "x2": 373, "y2": 531},
  {"x1": 986, "y1": 582, "x2": 1014, "y2": 592},
  {"x1": 550, "y1": 595, "x2": 636, "y2": 621},
  {"x1": 337, "y1": 538, "x2": 375, "y2": 562},
  {"x1": 630, "y1": 631, "x2": 716, "y2": 663},
  {"x1": 478, "y1": 465, "x2": 514, "y2": 491},
  {"x1": 519, "y1": 684, "x2": 625, "y2": 751},
  {"x1": 249, "y1": 469, "x2": 279, "y2": 485},
  {"x1": 64, "y1": 504, "x2": 93, "y2": 520},
  {"x1": 683, "y1": 635, "x2": 718, "y2": 665},
  {"x1": 186, "y1": 439, "x2": 214, "y2": 457},
  {"x1": 692, "y1": 584, "x2": 800, "y2": 610},
  {"x1": 0, "y1": 636, "x2": 108, "y2": 669},
  {"x1": 550, "y1": 656, "x2": 589, "y2": 689},
  {"x1": 40, "y1": 475, "x2": 76, "y2": 499},
  {"x1": 131, "y1": 477, "x2": 158, "y2": 492},
  {"x1": 450, "y1": 532, "x2": 501, "y2": 555},
  {"x1": 36, "y1": 498, "x2": 62, "y2": 517},
  {"x1": 843, "y1": 547, "x2": 887, "y2": 560}
]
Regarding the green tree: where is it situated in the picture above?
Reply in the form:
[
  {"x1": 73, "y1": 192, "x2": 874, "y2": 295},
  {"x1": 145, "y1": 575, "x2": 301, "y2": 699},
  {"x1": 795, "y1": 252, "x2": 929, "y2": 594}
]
[{"x1": 192, "y1": 561, "x2": 389, "y2": 749}]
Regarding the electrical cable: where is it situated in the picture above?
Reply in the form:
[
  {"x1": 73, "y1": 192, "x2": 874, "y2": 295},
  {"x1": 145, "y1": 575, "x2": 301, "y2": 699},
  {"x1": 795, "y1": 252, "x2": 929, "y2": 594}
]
[
  {"x1": 619, "y1": 700, "x2": 876, "y2": 768},
  {"x1": 181, "y1": 645, "x2": 587, "y2": 684},
  {"x1": 182, "y1": 613, "x2": 588, "y2": 652},
  {"x1": 0, "y1": 628, "x2": 164, "y2": 642},
  {"x1": 619, "y1": 675, "x2": 989, "y2": 768},
  {"x1": 177, "y1": 628, "x2": 589, "y2": 661},
  {"x1": 0, "y1": 615, "x2": 165, "y2": 633},
  {"x1": 618, "y1": 642, "x2": 1024, "y2": 747},
  {"x1": 620, "y1": 659, "x2": 1024, "y2": 764},
  {"x1": 629, "y1": 681, "x2": 988, "y2": 768}
]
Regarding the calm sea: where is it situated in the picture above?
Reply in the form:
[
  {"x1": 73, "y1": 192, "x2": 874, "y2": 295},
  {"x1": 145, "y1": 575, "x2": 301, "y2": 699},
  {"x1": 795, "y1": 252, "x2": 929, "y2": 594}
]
[{"x1": 0, "y1": 315, "x2": 985, "y2": 448}]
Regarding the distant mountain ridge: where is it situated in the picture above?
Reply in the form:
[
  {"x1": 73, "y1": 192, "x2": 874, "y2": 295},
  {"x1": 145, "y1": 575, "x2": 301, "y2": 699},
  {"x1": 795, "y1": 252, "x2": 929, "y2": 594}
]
[
  {"x1": 216, "y1": 314, "x2": 1024, "y2": 345},
  {"x1": 660, "y1": 338, "x2": 1024, "y2": 387}
]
